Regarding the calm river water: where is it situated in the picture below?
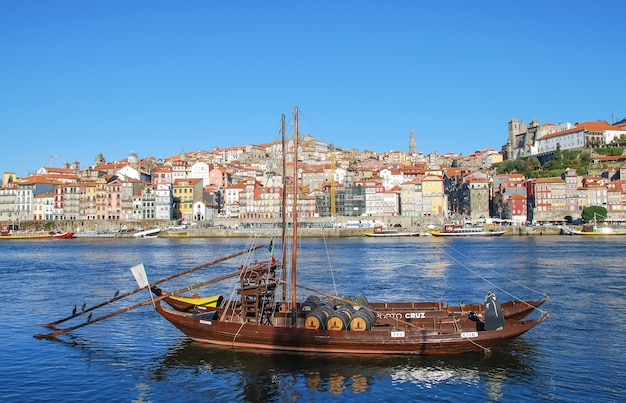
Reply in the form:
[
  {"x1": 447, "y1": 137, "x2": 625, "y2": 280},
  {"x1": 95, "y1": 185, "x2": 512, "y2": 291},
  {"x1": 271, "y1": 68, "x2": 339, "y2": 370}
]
[{"x1": 0, "y1": 235, "x2": 624, "y2": 402}]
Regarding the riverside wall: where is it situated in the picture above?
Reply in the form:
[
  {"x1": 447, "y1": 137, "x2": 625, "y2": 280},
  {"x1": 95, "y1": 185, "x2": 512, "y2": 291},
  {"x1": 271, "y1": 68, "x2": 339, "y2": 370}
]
[
  {"x1": 159, "y1": 226, "x2": 562, "y2": 238},
  {"x1": 12, "y1": 218, "x2": 563, "y2": 238}
]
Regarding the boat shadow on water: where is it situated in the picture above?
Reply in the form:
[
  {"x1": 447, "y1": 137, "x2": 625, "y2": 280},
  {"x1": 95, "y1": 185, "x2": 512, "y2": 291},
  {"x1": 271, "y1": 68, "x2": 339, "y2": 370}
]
[{"x1": 152, "y1": 338, "x2": 539, "y2": 398}]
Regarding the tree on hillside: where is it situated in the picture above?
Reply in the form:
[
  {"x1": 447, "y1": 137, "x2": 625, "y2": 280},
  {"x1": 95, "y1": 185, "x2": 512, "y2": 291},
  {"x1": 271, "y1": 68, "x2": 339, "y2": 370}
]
[{"x1": 582, "y1": 206, "x2": 607, "y2": 222}]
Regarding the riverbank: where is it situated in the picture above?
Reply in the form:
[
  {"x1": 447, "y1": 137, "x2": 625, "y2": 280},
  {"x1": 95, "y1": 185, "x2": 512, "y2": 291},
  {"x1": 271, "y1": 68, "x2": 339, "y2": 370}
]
[
  {"x1": 10, "y1": 217, "x2": 566, "y2": 238},
  {"x1": 158, "y1": 226, "x2": 563, "y2": 238}
]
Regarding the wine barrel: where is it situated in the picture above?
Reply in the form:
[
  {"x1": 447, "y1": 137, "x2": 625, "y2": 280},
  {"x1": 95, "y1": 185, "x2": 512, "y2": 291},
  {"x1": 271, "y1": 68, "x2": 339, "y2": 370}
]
[
  {"x1": 302, "y1": 295, "x2": 321, "y2": 312},
  {"x1": 304, "y1": 303, "x2": 333, "y2": 329},
  {"x1": 349, "y1": 309, "x2": 376, "y2": 331},
  {"x1": 326, "y1": 304, "x2": 355, "y2": 331},
  {"x1": 353, "y1": 294, "x2": 369, "y2": 308}
]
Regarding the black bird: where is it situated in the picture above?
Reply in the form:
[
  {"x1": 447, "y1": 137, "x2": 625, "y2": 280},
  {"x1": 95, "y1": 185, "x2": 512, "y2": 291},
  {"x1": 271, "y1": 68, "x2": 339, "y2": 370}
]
[
  {"x1": 87, "y1": 312, "x2": 93, "y2": 322},
  {"x1": 81, "y1": 302, "x2": 86, "y2": 312},
  {"x1": 72, "y1": 305, "x2": 77, "y2": 315},
  {"x1": 114, "y1": 289, "x2": 119, "y2": 298}
]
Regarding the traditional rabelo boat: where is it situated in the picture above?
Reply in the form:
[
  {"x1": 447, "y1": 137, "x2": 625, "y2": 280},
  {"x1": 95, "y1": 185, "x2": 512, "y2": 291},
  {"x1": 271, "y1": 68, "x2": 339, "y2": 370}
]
[{"x1": 152, "y1": 107, "x2": 549, "y2": 355}]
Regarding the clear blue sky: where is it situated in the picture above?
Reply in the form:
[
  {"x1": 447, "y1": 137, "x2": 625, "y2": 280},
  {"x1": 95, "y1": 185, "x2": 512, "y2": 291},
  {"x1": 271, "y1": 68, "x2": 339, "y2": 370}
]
[{"x1": 1, "y1": 1, "x2": 624, "y2": 178}]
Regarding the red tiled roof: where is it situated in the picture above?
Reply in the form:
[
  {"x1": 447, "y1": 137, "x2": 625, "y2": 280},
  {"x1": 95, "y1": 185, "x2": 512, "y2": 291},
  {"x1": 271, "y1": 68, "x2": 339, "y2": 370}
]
[{"x1": 541, "y1": 121, "x2": 626, "y2": 140}]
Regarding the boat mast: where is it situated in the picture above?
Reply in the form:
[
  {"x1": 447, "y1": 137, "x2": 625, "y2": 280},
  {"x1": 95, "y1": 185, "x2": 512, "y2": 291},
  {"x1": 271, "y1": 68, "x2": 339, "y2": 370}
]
[
  {"x1": 291, "y1": 106, "x2": 299, "y2": 327},
  {"x1": 280, "y1": 114, "x2": 287, "y2": 310}
]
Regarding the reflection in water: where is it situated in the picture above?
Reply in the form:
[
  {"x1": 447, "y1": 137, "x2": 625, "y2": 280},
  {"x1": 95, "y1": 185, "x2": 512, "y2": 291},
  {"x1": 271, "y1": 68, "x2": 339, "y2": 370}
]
[{"x1": 153, "y1": 338, "x2": 537, "y2": 400}]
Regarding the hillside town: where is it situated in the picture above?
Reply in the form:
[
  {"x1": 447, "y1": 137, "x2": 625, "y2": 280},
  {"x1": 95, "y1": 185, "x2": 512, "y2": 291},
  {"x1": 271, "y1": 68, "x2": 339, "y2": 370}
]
[{"x1": 2, "y1": 116, "x2": 626, "y2": 232}]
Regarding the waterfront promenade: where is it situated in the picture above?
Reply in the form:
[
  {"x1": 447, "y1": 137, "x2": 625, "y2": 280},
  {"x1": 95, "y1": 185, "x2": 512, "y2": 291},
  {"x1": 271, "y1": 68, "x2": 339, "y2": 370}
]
[
  {"x1": 159, "y1": 225, "x2": 562, "y2": 238},
  {"x1": 9, "y1": 218, "x2": 564, "y2": 238}
]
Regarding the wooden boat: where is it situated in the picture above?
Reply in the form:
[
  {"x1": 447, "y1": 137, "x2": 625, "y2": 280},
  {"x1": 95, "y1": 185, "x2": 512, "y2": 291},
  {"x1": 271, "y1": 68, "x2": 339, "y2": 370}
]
[
  {"x1": 154, "y1": 107, "x2": 548, "y2": 355},
  {"x1": 362, "y1": 224, "x2": 420, "y2": 237},
  {"x1": 150, "y1": 286, "x2": 224, "y2": 312},
  {"x1": 152, "y1": 283, "x2": 548, "y2": 321},
  {"x1": 429, "y1": 224, "x2": 505, "y2": 237}
]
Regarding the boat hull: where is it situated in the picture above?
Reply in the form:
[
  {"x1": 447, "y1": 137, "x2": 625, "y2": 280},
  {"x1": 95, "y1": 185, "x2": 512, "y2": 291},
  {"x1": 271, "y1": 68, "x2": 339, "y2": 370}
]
[
  {"x1": 362, "y1": 232, "x2": 420, "y2": 237},
  {"x1": 0, "y1": 233, "x2": 53, "y2": 240},
  {"x1": 569, "y1": 230, "x2": 626, "y2": 236},
  {"x1": 430, "y1": 230, "x2": 505, "y2": 237},
  {"x1": 0, "y1": 230, "x2": 75, "y2": 240},
  {"x1": 52, "y1": 231, "x2": 75, "y2": 239},
  {"x1": 156, "y1": 303, "x2": 548, "y2": 355},
  {"x1": 133, "y1": 228, "x2": 162, "y2": 238}
]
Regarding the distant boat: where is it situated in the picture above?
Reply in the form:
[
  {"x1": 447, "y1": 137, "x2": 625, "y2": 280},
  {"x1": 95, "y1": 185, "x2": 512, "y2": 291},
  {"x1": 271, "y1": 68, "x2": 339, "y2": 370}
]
[
  {"x1": 0, "y1": 231, "x2": 53, "y2": 240},
  {"x1": 133, "y1": 228, "x2": 161, "y2": 238},
  {"x1": 52, "y1": 231, "x2": 76, "y2": 239},
  {"x1": 429, "y1": 224, "x2": 505, "y2": 237},
  {"x1": 362, "y1": 224, "x2": 420, "y2": 237},
  {"x1": 568, "y1": 224, "x2": 626, "y2": 236},
  {"x1": 0, "y1": 230, "x2": 75, "y2": 240}
]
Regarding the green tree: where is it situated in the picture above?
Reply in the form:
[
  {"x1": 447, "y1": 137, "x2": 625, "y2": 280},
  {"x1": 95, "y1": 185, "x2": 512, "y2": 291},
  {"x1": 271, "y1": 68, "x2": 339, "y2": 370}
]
[
  {"x1": 582, "y1": 206, "x2": 607, "y2": 222},
  {"x1": 553, "y1": 143, "x2": 563, "y2": 166},
  {"x1": 578, "y1": 150, "x2": 592, "y2": 164}
]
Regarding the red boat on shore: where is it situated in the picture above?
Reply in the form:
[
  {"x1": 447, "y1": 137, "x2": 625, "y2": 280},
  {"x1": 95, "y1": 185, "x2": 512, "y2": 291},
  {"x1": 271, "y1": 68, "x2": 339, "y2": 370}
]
[
  {"x1": 0, "y1": 230, "x2": 75, "y2": 240},
  {"x1": 52, "y1": 231, "x2": 76, "y2": 239}
]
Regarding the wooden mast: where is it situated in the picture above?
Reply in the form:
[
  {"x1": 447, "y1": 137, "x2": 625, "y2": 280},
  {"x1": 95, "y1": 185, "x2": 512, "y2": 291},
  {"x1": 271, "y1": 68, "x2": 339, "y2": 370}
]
[
  {"x1": 280, "y1": 114, "x2": 287, "y2": 310},
  {"x1": 291, "y1": 106, "x2": 299, "y2": 326}
]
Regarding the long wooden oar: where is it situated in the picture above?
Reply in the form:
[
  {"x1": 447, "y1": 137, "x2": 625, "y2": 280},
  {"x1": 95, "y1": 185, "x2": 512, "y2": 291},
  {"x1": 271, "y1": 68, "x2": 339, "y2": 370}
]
[
  {"x1": 34, "y1": 268, "x2": 245, "y2": 339},
  {"x1": 43, "y1": 244, "x2": 263, "y2": 329}
]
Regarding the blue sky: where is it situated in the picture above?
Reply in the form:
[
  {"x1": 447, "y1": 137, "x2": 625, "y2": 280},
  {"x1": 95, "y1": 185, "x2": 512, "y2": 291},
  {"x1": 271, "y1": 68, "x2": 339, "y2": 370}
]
[{"x1": 1, "y1": 1, "x2": 624, "y2": 177}]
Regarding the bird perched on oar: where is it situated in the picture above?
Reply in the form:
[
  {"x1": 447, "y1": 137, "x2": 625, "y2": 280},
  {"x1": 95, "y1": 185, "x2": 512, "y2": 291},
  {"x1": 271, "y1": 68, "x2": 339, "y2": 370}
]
[
  {"x1": 114, "y1": 289, "x2": 119, "y2": 298},
  {"x1": 87, "y1": 313, "x2": 93, "y2": 322},
  {"x1": 81, "y1": 302, "x2": 86, "y2": 312},
  {"x1": 72, "y1": 305, "x2": 77, "y2": 315}
]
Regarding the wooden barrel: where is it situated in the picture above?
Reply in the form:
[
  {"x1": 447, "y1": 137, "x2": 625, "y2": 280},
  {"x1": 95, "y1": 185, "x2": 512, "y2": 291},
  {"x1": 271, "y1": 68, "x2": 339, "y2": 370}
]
[
  {"x1": 302, "y1": 295, "x2": 321, "y2": 313},
  {"x1": 326, "y1": 310, "x2": 351, "y2": 331},
  {"x1": 349, "y1": 309, "x2": 376, "y2": 331},
  {"x1": 304, "y1": 303, "x2": 333, "y2": 329},
  {"x1": 353, "y1": 294, "x2": 369, "y2": 308},
  {"x1": 326, "y1": 304, "x2": 355, "y2": 331},
  {"x1": 304, "y1": 310, "x2": 327, "y2": 329}
]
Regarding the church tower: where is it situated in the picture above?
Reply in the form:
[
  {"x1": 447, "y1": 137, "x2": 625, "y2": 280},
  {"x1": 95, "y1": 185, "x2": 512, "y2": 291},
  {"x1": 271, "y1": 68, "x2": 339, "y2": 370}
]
[
  {"x1": 94, "y1": 152, "x2": 106, "y2": 167},
  {"x1": 409, "y1": 128, "x2": 416, "y2": 154}
]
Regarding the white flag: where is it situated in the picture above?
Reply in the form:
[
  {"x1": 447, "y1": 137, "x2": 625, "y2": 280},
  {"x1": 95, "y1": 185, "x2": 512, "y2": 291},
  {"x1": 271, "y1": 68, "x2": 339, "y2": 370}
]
[{"x1": 130, "y1": 263, "x2": 149, "y2": 288}]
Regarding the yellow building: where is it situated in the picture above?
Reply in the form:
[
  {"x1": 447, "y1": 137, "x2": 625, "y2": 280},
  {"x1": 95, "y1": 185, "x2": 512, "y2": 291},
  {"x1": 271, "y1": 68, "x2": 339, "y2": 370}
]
[{"x1": 172, "y1": 178, "x2": 203, "y2": 220}]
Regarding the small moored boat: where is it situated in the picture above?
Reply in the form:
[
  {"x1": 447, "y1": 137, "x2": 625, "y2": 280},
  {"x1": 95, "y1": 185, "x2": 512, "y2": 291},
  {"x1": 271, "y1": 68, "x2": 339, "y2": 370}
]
[
  {"x1": 150, "y1": 286, "x2": 224, "y2": 312},
  {"x1": 52, "y1": 231, "x2": 76, "y2": 239},
  {"x1": 362, "y1": 224, "x2": 420, "y2": 237},
  {"x1": 429, "y1": 224, "x2": 505, "y2": 237},
  {"x1": 133, "y1": 228, "x2": 162, "y2": 238}
]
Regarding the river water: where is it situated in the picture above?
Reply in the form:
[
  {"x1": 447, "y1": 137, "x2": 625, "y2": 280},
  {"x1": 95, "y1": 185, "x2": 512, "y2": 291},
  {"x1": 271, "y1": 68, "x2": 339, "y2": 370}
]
[{"x1": 0, "y1": 235, "x2": 624, "y2": 402}]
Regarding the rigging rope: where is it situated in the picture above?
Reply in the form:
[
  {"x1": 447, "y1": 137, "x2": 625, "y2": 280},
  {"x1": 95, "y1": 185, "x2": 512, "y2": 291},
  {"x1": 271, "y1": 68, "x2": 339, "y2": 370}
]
[
  {"x1": 222, "y1": 233, "x2": 263, "y2": 320},
  {"x1": 434, "y1": 243, "x2": 549, "y2": 315},
  {"x1": 321, "y1": 228, "x2": 339, "y2": 297}
]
